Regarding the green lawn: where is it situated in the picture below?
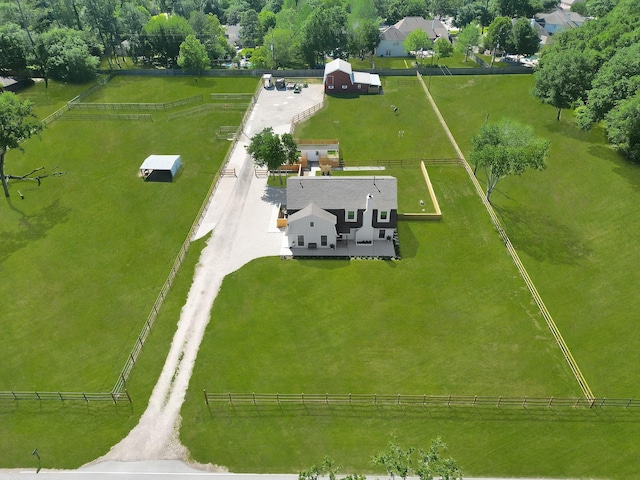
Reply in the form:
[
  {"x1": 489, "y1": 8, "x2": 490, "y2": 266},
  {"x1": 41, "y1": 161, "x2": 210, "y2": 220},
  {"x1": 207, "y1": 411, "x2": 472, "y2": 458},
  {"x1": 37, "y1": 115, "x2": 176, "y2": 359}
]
[
  {"x1": 430, "y1": 75, "x2": 640, "y2": 397},
  {"x1": 179, "y1": 75, "x2": 640, "y2": 479},
  {"x1": 295, "y1": 78, "x2": 457, "y2": 161},
  {"x1": 0, "y1": 76, "x2": 257, "y2": 466}
]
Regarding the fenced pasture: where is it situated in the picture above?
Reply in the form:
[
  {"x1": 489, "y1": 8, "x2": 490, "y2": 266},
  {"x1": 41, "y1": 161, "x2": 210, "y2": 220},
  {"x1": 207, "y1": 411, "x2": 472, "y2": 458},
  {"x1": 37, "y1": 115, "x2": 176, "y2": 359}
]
[
  {"x1": 204, "y1": 392, "x2": 640, "y2": 409},
  {"x1": 1, "y1": 76, "x2": 258, "y2": 466},
  {"x1": 181, "y1": 76, "x2": 640, "y2": 479}
]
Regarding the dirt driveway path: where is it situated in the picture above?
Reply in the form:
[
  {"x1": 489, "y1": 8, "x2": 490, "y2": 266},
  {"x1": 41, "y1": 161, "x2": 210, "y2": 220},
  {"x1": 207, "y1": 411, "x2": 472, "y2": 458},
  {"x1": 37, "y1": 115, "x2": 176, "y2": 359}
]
[{"x1": 93, "y1": 84, "x2": 324, "y2": 464}]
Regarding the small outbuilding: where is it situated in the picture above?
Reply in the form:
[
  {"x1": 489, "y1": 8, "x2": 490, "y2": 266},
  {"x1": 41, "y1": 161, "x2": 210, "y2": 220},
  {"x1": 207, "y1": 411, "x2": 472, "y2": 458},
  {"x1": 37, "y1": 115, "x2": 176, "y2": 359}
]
[{"x1": 140, "y1": 154, "x2": 182, "y2": 182}]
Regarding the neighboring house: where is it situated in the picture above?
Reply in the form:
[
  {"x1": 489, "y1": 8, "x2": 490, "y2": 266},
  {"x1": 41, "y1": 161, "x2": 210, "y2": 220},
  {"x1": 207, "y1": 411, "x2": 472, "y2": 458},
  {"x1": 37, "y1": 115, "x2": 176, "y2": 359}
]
[
  {"x1": 224, "y1": 25, "x2": 241, "y2": 46},
  {"x1": 376, "y1": 16, "x2": 449, "y2": 57},
  {"x1": 560, "y1": 0, "x2": 584, "y2": 10},
  {"x1": 323, "y1": 59, "x2": 381, "y2": 94},
  {"x1": 0, "y1": 77, "x2": 19, "y2": 93},
  {"x1": 286, "y1": 176, "x2": 397, "y2": 258},
  {"x1": 296, "y1": 140, "x2": 340, "y2": 168},
  {"x1": 535, "y1": 8, "x2": 586, "y2": 36}
]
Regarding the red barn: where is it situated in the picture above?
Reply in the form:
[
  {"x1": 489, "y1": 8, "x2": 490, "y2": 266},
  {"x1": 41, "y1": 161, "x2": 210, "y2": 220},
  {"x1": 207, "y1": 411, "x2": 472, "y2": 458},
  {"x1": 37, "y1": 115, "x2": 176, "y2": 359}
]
[{"x1": 323, "y1": 59, "x2": 381, "y2": 95}]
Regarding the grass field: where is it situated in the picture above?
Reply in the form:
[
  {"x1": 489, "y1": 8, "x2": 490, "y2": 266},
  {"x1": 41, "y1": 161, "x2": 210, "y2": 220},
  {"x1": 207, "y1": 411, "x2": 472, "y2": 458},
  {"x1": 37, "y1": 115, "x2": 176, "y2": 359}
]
[
  {"x1": 0, "y1": 76, "x2": 256, "y2": 466},
  {"x1": 180, "y1": 75, "x2": 640, "y2": 478},
  {"x1": 4, "y1": 73, "x2": 640, "y2": 477}
]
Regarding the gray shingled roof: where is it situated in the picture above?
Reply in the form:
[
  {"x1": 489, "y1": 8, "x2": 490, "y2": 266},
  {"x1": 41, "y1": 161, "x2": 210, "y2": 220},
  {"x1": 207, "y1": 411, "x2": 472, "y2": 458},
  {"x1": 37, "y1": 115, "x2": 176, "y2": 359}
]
[
  {"x1": 287, "y1": 176, "x2": 397, "y2": 211},
  {"x1": 288, "y1": 202, "x2": 337, "y2": 223}
]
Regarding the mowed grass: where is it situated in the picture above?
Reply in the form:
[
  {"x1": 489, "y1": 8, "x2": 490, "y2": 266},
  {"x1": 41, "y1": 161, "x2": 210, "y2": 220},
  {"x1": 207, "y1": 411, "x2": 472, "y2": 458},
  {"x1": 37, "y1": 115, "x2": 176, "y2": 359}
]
[
  {"x1": 0, "y1": 76, "x2": 256, "y2": 466},
  {"x1": 429, "y1": 75, "x2": 640, "y2": 397},
  {"x1": 180, "y1": 75, "x2": 640, "y2": 479},
  {"x1": 295, "y1": 78, "x2": 457, "y2": 161}
]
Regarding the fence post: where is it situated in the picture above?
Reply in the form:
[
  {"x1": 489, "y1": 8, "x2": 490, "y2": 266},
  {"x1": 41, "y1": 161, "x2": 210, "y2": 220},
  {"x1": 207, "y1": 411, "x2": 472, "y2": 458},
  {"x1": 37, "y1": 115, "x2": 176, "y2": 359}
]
[
  {"x1": 626, "y1": 398, "x2": 632, "y2": 408},
  {"x1": 58, "y1": 392, "x2": 63, "y2": 402},
  {"x1": 83, "y1": 392, "x2": 88, "y2": 403},
  {"x1": 496, "y1": 396, "x2": 502, "y2": 408},
  {"x1": 204, "y1": 390, "x2": 208, "y2": 405},
  {"x1": 423, "y1": 394, "x2": 426, "y2": 406},
  {"x1": 374, "y1": 393, "x2": 377, "y2": 405},
  {"x1": 253, "y1": 393, "x2": 256, "y2": 405},
  {"x1": 301, "y1": 393, "x2": 304, "y2": 405},
  {"x1": 397, "y1": 394, "x2": 401, "y2": 405},
  {"x1": 548, "y1": 397, "x2": 553, "y2": 408},
  {"x1": 473, "y1": 395, "x2": 477, "y2": 406},
  {"x1": 35, "y1": 392, "x2": 41, "y2": 401},
  {"x1": 125, "y1": 389, "x2": 132, "y2": 403},
  {"x1": 228, "y1": 392, "x2": 232, "y2": 404},
  {"x1": 326, "y1": 393, "x2": 329, "y2": 405},
  {"x1": 277, "y1": 393, "x2": 280, "y2": 405},
  {"x1": 111, "y1": 392, "x2": 117, "y2": 404},
  {"x1": 349, "y1": 393, "x2": 352, "y2": 405},
  {"x1": 448, "y1": 395, "x2": 451, "y2": 407},
  {"x1": 522, "y1": 396, "x2": 527, "y2": 408}
]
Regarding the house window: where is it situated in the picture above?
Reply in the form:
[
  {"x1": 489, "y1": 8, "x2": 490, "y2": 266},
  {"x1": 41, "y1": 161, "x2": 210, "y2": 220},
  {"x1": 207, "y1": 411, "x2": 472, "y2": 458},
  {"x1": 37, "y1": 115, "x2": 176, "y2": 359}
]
[
  {"x1": 379, "y1": 229, "x2": 386, "y2": 239},
  {"x1": 310, "y1": 221, "x2": 314, "y2": 227},
  {"x1": 321, "y1": 235, "x2": 327, "y2": 246},
  {"x1": 358, "y1": 84, "x2": 361, "y2": 89},
  {"x1": 342, "y1": 84, "x2": 348, "y2": 89},
  {"x1": 297, "y1": 235, "x2": 304, "y2": 246},
  {"x1": 347, "y1": 211, "x2": 355, "y2": 221},
  {"x1": 380, "y1": 211, "x2": 388, "y2": 220},
  {"x1": 328, "y1": 85, "x2": 334, "y2": 89}
]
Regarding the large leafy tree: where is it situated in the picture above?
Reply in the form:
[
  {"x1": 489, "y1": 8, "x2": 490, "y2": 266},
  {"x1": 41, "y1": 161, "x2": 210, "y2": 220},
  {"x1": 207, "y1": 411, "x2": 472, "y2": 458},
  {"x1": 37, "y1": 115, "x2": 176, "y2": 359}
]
[
  {"x1": 576, "y1": 43, "x2": 640, "y2": 129},
  {"x1": 484, "y1": 16, "x2": 512, "y2": 65},
  {"x1": 350, "y1": 20, "x2": 380, "y2": 59},
  {"x1": 605, "y1": 94, "x2": 640, "y2": 162},
  {"x1": 455, "y1": 24, "x2": 479, "y2": 62},
  {"x1": 533, "y1": 48, "x2": 595, "y2": 120},
  {"x1": 239, "y1": 8, "x2": 261, "y2": 47},
  {"x1": 403, "y1": 29, "x2": 433, "y2": 65},
  {"x1": 415, "y1": 438, "x2": 463, "y2": 480},
  {"x1": 372, "y1": 443, "x2": 414, "y2": 480},
  {"x1": 434, "y1": 37, "x2": 453, "y2": 63},
  {"x1": 141, "y1": 14, "x2": 193, "y2": 66},
  {"x1": 189, "y1": 11, "x2": 233, "y2": 63},
  {"x1": 37, "y1": 27, "x2": 99, "y2": 82},
  {"x1": 0, "y1": 23, "x2": 30, "y2": 76},
  {"x1": 246, "y1": 127, "x2": 298, "y2": 183},
  {"x1": 0, "y1": 92, "x2": 43, "y2": 198},
  {"x1": 177, "y1": 34, "x2": 210, "y2": 74},
  {"x1": 299, "y1": 5, "x2": 348, "y2": 67},
  {"x1": 510, "y1": 16, "x2": 539, "y2": 60},
  {"x1": 470, "y1": 120, "x2": 549, "y2": 201}
]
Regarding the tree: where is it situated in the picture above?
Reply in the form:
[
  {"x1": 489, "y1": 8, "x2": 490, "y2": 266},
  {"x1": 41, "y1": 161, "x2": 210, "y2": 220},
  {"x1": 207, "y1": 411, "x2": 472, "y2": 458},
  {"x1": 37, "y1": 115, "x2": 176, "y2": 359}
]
[
  {"x1": 239, "y1": 8, "x2": 261, "y2": 47},
  {"x1": 371, "y1": 443, "x2": 414, "y2": 480},
  {"x1": 434, "y1": 37, "x2": 453, "y2": 63},
  {"x1": 605, "y1": 94, "x2": 640, "y2": 162},
  {"x1": 350, "y1": 20, "x2": 380, "y2": 59},
  {"x1": 0, "y1": 23, "x2": 30, "y2": 77},
  {"x1": 0, "y1": 92, "x2": 44, "y2": 198},
  {"x1": 299, "y1": 5, "x2": 349, "y2": 67},
  {"x1": 510, "y1": 17, "x2": 539, "y2": 60},
  {"x1": 455, "y1": 24, "x2": 479, "y2": 62},
  {"x1": 37, "y1": 28, "x2": 99, "y2": 83},
  {"x1": 141, "y1": 14, "x2": 193, "y2": 67},
  {"x1": 484, "y1": 16, "x2": 512, "y2": 66},
  {"x1": 246, "y1": 127, "x2": 298, "y2": 183},
  {"x1": 189, "y1": 12, "x2": 234, "y2": 63},
  {"x1": 403, "y1": 29, "x2": 433, "y2": 65},
  {"x1": 533, "y1": 48, "x2": 595, "y2": 120},
  {"x1": 415, "y1": 438, "x2": 463, "y2": 480},
  {"x1": 470, "y1": 120, "x2": 549, "y2": 201},
  {"x1": 576, "y1": 42, "x2": 640, "y2": 130},
  {"x1": 178, "y1": 34, "x2": 210, "y2": 74}
]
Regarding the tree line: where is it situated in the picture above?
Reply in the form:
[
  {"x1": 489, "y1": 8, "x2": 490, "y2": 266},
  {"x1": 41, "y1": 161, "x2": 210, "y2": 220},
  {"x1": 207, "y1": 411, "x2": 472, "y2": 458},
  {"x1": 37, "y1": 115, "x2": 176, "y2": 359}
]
[
  {"x1": 0, "y1": 0, "x2": 580, "y2": 81},
  {"x1": 532, "y1": 0, "x2": 640, "y2": 161}
]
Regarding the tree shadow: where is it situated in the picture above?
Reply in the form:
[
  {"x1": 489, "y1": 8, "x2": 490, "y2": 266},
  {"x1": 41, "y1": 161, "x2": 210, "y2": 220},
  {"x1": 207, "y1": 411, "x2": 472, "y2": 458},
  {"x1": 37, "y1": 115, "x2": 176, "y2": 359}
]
[
  {"x1": 261, "y1": 185, "x2": 286, "y2": 205},
  {"x1": 1, "y1": 198, "x2": 72, "y2": 265},
  {"x1": 396, "y1": 221, "x2": 419, "y2": 259},
  {"x1": 493, "y1": 203, "x2": 591, "y2": 265}
]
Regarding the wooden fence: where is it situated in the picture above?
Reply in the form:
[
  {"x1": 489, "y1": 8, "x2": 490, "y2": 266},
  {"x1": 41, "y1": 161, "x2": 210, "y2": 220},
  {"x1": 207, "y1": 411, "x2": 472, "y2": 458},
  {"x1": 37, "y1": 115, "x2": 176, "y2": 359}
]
[
  {"x1": 210, "y1": 93, "x2": 254, "y2": 102},
  {"x1": 343, "y1": 158, "x2": 461, "y2": 167},
  {"x1": 167, "y1": 103, "x2": 249, "y2": 120},
  {"x1": 290, "y1": 96, "x2": 325, "y2": 132},
  {"x1": 68, "y1": 94, "x2": 203, "y2": 112},
  {"x1": 60, "y1": 113, "x2": 153, "y2": 121},
  {"x1": 0, "y1": 390, "x2": 130, "y2": 404},
  {"x1": 203, "y1": 392, "x2": 640, "y2": 409}
]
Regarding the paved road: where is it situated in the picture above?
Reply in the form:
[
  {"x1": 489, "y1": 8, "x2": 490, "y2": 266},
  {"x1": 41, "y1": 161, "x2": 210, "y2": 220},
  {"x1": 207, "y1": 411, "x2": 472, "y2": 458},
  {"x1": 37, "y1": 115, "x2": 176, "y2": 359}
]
[{"x1": 0, "y1": 460, "x2": 568, "y2": 480}]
